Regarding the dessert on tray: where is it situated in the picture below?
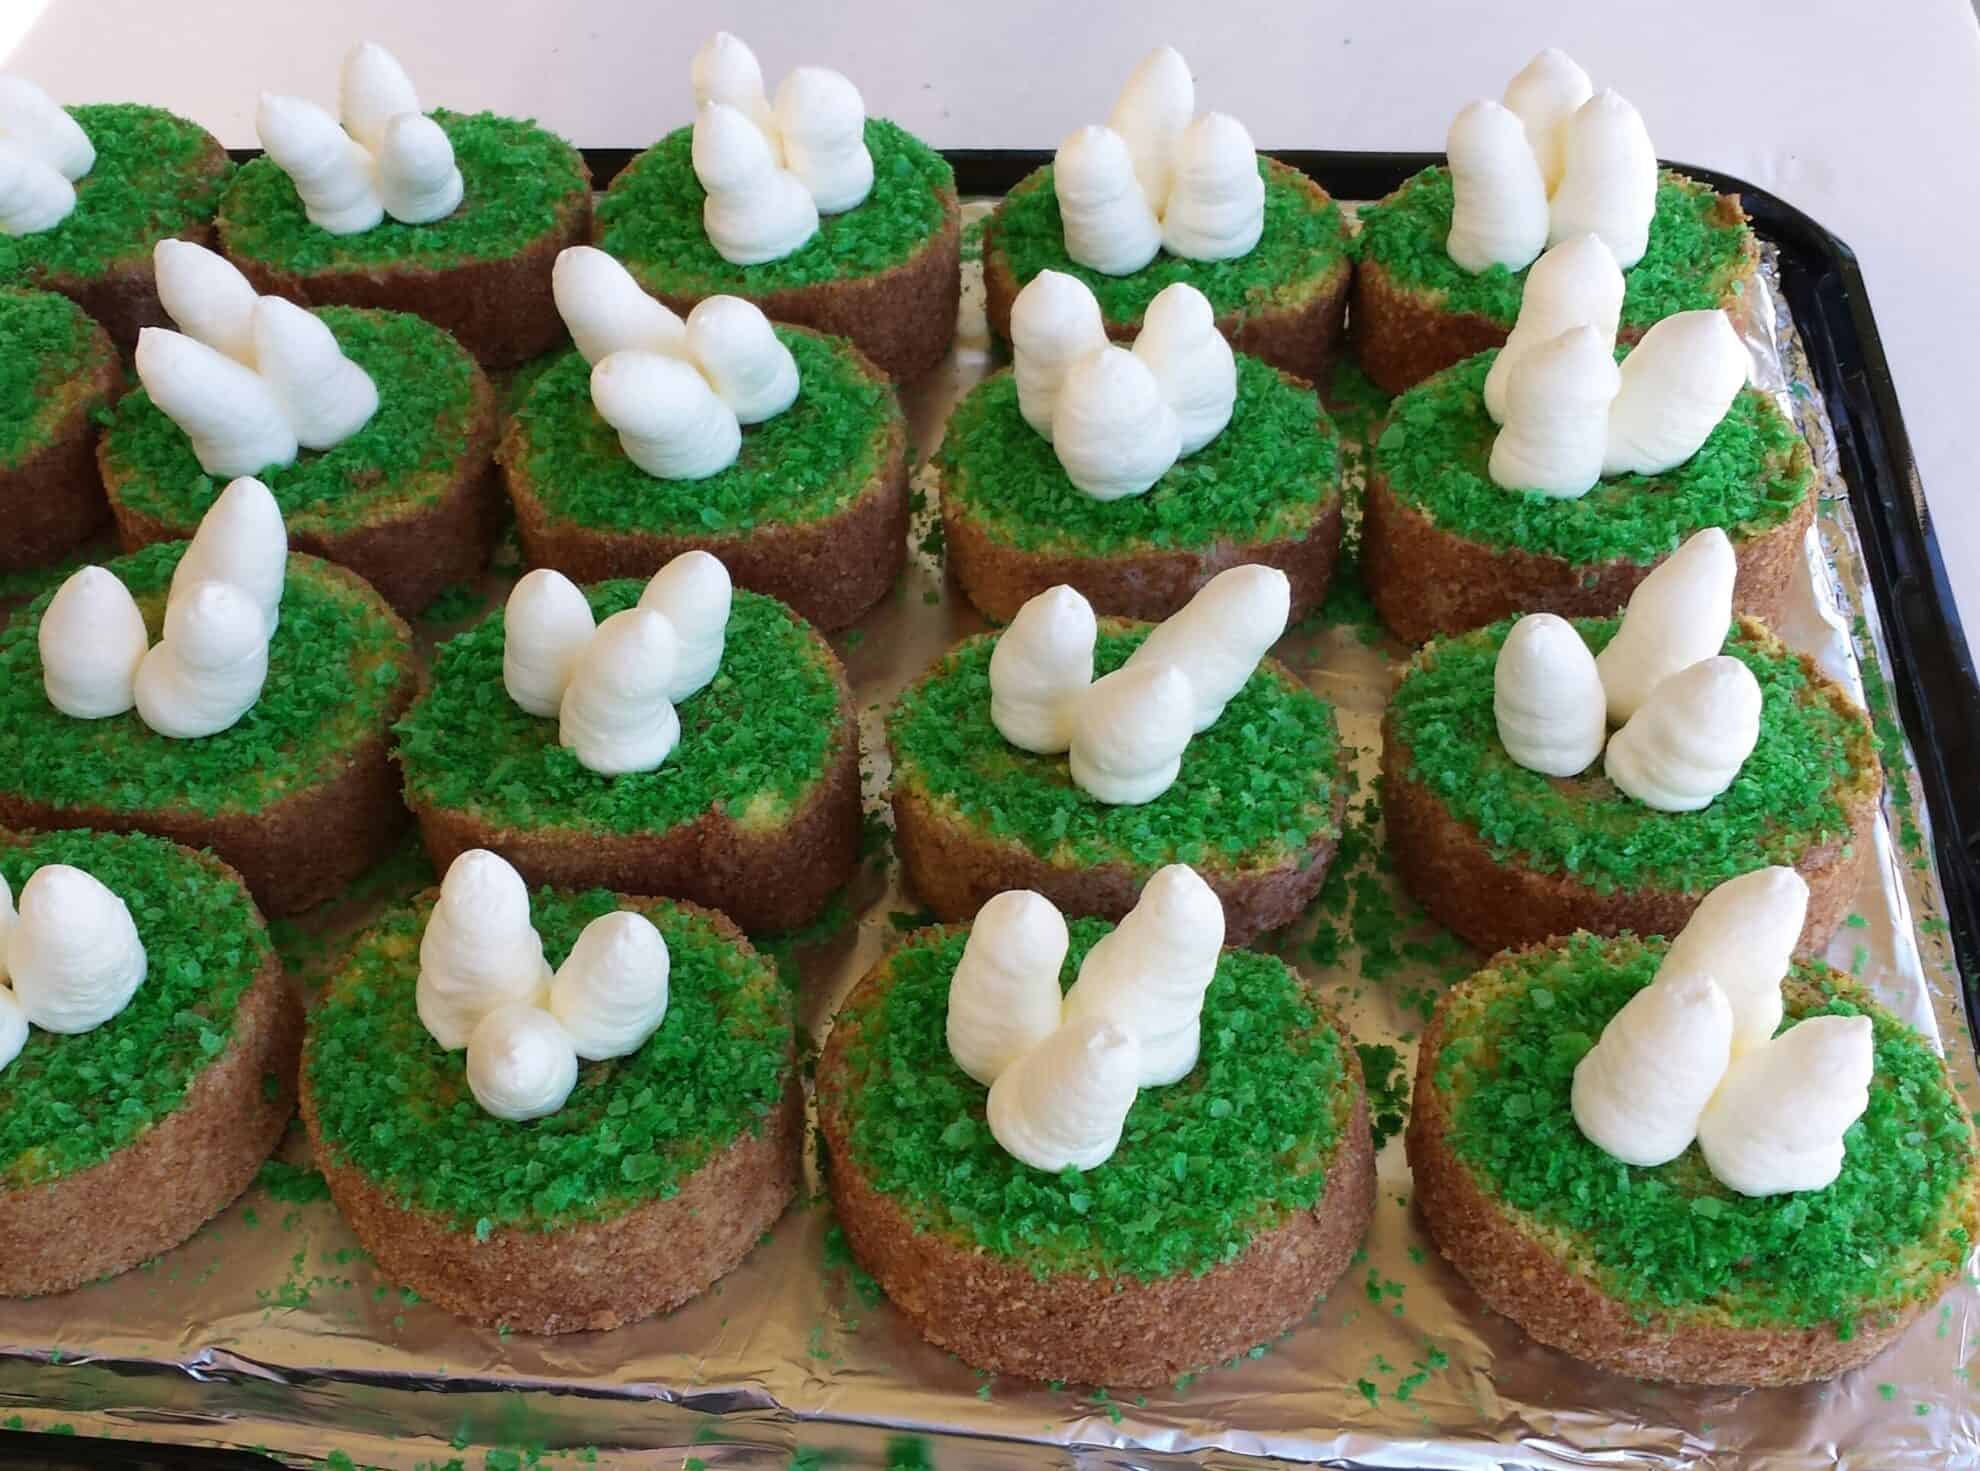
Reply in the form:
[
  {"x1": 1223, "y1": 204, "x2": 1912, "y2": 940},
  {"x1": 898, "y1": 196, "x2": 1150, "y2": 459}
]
[
  {"x1": 501, "y1": 247, "x2": 907, "y2": 629},
  {"x1": 888, "y1": 570, "x2": 1345, "y2": 944},
  {"x1": 1353, "y1": 50, "x2": 1759, "y2": 394},
  {"x1": 819, "y1": 873, "x2": 1375, "y2": 1385},
  {"x1": 982, "y1": 48, "x2": 1354, "y2": 384},
  {"x1": 940, "y1": 271, "x2": 1343, "y2": 622},
  {"x1": 302, "y1": 849, "x2": 799, "y2": 1333},
  {"x1": 593, "y1": 33, "x2": 960, "y2": 381},
  {"x1": 0, "y1": 286, "x2": 121, "y2": 572},
  {"x1": 216, "y1": 43, "x2": 591, "y2": 367}
]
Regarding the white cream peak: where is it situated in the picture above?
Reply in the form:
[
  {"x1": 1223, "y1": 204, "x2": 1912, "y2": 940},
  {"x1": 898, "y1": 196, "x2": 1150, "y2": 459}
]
[
  {"x1": 775, "y1": 66, "x2": 872, "y2": 215},
  {"x1": 1603, "y1": 310, "x2": 1749, "y2": 476},
  {"x1": 1160, "y1": 112, "x2": 1264, "y2": 263},
  {"x1": 134, "y1": 327, "x2": 299, "y2": 478},
  {"x1": 0, "y1": 75, "x2": 95, "y2": 181},
  {"x1": 1067, "y1": 663, "x2": 1195, "y2": 806},
  {"x1": 1051, "y1": 345, "x2": 1181, "y2": 501},
  {"x1": 0, "y1": 141, "x2": 76, "y2": 235},
  {"x1": 549, "y1": 910, "x2": 671, "y2": 1061},
  {"x1": 638, "y1": 550, "x2": 731, "y2": 703},
  {"x1": 1487, "y1": 324, "x2": 1620, "y2": 498},
  {"x1": 154, "y1": 239, "x2": 260, "y2": 364},
  {"x1": 502, "y1": 568, "x2": 595, "y2": 718},
  {"x1": 257, "y1": 93, "x2": 385, "y2": 236},
  {"x1": 559, "y1": 608, "x2": 682, "y2": 776},
  {"x1": 1063, "y1": 864, "x2": 1225, "y2": 1086},
  {"x1": 1445, "y1": 99, "x2": 1549, "y2": 274},
  {"x1": 1483, "y1": 233, "x2": 1623, "y2": 424},
  {"x1": 376, "y1": 112, "x2": 463, "y2": 225},
  {"x1": 6, "y1": 865, "x2": 146, "y2": 1035},
  {"x1": 553, "y1": 246, "x2": 687, "y2": 365},
  {"x1": 416, "y1": 848, "x2": 552, "y2": 1050},
  {"x1": 1493, "y1": 612, "x2": 1606, "y2": 777},
  {"x1": 339, "y1": 41, "x2": 422, "y2": 154},
  {"x1": 1605, "y1": 654, "x2": 1762, "y2": 812},
  {"x1": 1595, "y1": 527, "x2": 1737, "y2": 724},
  {"x1": 693, "y1": 101, "x2": 819, "y2": 267},
  {"x1": 945, "y1": 889, "x2": 1070, "y2": 1086},
  {"x1": 1657, "y1": 867, "x2": 1807, "y2": 1057},
  {"x1": 0, "y1": 987, "x2": 23, "y2": 1075},
  {"x1": 989, "y1": 584, "x2": 1097, "y2": 755},
  {"x1": 1572, "y1": 967, "x2": 1732, "y2": 1167},
  {"x1": 1548, "y1": 89, "x2": 1658, "y2": 269},
  {"x1": 1501, "y1": 48, "x2": 1592, "y2": 192},
  {"x1": 1053, "y1": 125, "x2": 1162, "y2": 277},
  {"x1": 171, "y1": 477, "x2": 287, "y2": 636},
  {"x1": 1107, "y1": 46, "x2": 1193, "y2": 214},
  {"x1": 1009, "y1": 269, "x2": 1109, "y2": 443},
  {"x1": 134, "y1": 579, "x2": 269, "y2": 739},
  {"x1": 466, "y1": 1003, "x2": 579, "y2": 1122},
  {"x1": 39, "y1": 566, "x2": 147, "y2": 719},
  {"x1": 1122, "y1": 564, "x2": 1288, "y2": 732},
  {"x1": 590, "y1": 349, "x2": 741, "y2": 481},
  {"x1": 1131, "y1": 282, "x2": 1234, "y2": 455},
  {"x1": 986, "y1": 1014, "x2": 1141, "y2": 1172},
  {"x1": 685, "y1": 296, "x2": 799, "y2": 424},
  {"x1": 251, "y1": 296, "x2": 380, "y2": 451},
  {"x1": 691, "y1": 32, "x2": 781, "y2": 153},
  {"x1": 1697, "y1": 1014, "x2": 1873, "y2": 1196}
]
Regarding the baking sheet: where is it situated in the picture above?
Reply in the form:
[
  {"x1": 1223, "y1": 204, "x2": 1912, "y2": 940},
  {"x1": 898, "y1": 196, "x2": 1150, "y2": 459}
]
[{"x1": 0, "y1": 201, "x2": 1973, "y2": 1471}]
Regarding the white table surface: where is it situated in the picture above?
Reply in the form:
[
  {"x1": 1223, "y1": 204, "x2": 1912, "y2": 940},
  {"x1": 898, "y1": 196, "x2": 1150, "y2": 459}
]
[{"x1": 12, "y1": 0, "x2": 1979, "y2": 638}]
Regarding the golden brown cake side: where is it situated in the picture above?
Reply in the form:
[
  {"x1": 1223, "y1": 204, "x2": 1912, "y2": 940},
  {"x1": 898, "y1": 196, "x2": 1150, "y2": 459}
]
[{"x1": 0, "y1": 334, "x2": 122, "y2": 574}]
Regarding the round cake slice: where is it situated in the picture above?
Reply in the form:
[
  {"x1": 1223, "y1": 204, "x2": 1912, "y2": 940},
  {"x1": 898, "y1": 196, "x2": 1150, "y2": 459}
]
[
  {"x1": 302, "y1": 886, "x2": 799, "y2": 1333},
  {"x1": 0, "y1": 288, "x2": 121, "y2": 573},
  {"x1": 1382, "y1": 615, "x2": 1880, "y2": 956},
  {"x1": 1408, "y1": 933, "x2": 1979, "y2": 1385},
  {"x1": 0, "y1": 542, "x2": 418, "y2": 916},
  {"x1": 0, "y1": 827, "x2": 299, "y2": 1296},
  {"x1": 818, "y1": 917, "x2": 1375, "y2": 1386}
]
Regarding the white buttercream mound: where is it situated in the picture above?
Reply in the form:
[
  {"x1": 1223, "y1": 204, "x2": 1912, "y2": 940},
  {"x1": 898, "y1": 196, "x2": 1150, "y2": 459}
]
[
  {"x1": 685, "y1": 296, "x2": 800, "y2": 424},
  {"x1": 1657, "y1": 866, "x2": 1807, "y2": 1057},
  {"x1": 1594, "y1": 527, "x2": 1737, "y2": 724},
  {"x1": 691, "y1": 32, "x2": 781, "y2": 154},
  {"x1": 553, "y1": 245, "x2": 688, "y2": 365},
  {"x1": 6, "y1": 864, "x2": 147, "y2": 1034},
  {"x1": 945, "y1": 889, "x2": 1070, "y2": 1086},
  {"x1": 1159, "y1": 112, "x2": 1264, "y2": 262},
  {"x1": 256, "y1": 92, "x2": 384, "y2": 236},
  {"x1": 692, "y1": 101, "x2": 818, "y2": 267},
  {"x1": 338, "y1": 41, "x2": 422, "y2": 155},
  {"x1": 1009, "y1": 269, "x2": 1109, "y2": 442},
  {"x1": 1131, "y1": 282, "x2": 1235, "y2": 456},
  {"x1": 1697, "y1": 1014, "x2": 1873, "y2": 1196},
  {"x1": 558, "y1": 607, "x2": 683, "y2": 776},
  {"x1": 986, "y1": 1013, "x2": 1141, "y2": 1172},
  {"x1": 133, "y1": 579, "x2": 270, "y2": 739},
  {"x1": 376, "y1": 112, "x2": 463, "y2": 225},
  {"x1": 39, "y1": 566, "x2": 148, "y2": 720},
  {"x1": 1572, "y1": 967, "x2": 1731, "y2": 1167},
  {"x1": 1482, "y1": 233, "x2": 1623, "y2": 425},
  {"x1": 154, "y1": 239, "x2": 260, "y2": 364},
  {"x1": 1602, "y1": 309, "x2": 1750, "y2": 477},
  {"x1": 134, "y1": 327, "x2": 299, "y2": 477},
  {"x1": 1122, "y1": 564, "x2": 1288, "y2": 732},
  {"x1": 1106, "y1": 46, "x2": 1193, "y2": 214},
  {"x1": 171, "y1": 478, "x2": 288, "y2": 637},
  {"x1": 1062, "y1": 864, "x2": 1224, "y2": 1086},
  {"x1": 1486, "y1": 323, "x2": 1619, "y2": 498},
  {"x1": 465, "y1": 1002, "x2": 579, "y2": 1122},
  {"x1": 1493, "y1": 612, "x2": 1606, "y2": 777},
  {"x1": 775, "y1": 66, "x2": 873, "y2": 215},
  {"x1": 637, "y1": 550, "x2": 733, "y2": 703},
  {"x1": 1604, "y1": 654, "x2": 1763, "y2": 811},
  {"x1": 1445, "y1": 99, "x2": 1549, "y2": 274},
  {"x1": 416, "y1": 848, "x2": 553, "y2": 1051},
  {"x1": 590, "y1": 348, "x2": 741, "y2": 481},
  {"x1": 1053, "y1": 124, "x2": 1162, "y2": 277},
  {"x1": 1050, "y1": 345, "x2": 1181, "y2": 501},
  {"x1": 1067, "y1": 662, "x2": 1195, "y2": 805},
  {"x1": 988, "y1": 584, "x2": 1097, "y2": 755},
  {"x1": 250, "y1": 296, "x2": 379, "y2": 451},
  {"x1": 0, "y1": 75, "x2": 95, "y2": 181},
  {"x1": 549, "y1": 909, "x2": 671, "y2": 1061},
  {"x1": 502, "y1": 568, "x2": 595, "y2": 719},
  {"x1": 1547, "y1": 88, "x2": 1658, "y2": 268},
  {"x1": 1500, "y1": 48, "x2": 1593, "y2": 192}
]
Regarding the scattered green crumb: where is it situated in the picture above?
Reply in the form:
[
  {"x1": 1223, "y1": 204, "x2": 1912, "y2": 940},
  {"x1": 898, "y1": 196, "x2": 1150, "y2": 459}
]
[
  {"x1": 256, "y1": 1158, "x2": 332, "y2": 1204},
  {"x1": 1845, "y1": 912, "x2": 1869, "y2": 929},
  {"x1": 420, "y1": 582, "x2": 490, "y2": 624},
  {"x1": 1355, "y1": 1043, "x2": 1411, "y2": 1151}
]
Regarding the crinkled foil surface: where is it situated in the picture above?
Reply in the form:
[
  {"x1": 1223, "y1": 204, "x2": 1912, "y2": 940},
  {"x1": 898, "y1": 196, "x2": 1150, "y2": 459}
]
[{"x1": 0, "y1": 201, "x2": 1974, "y2": 1470}]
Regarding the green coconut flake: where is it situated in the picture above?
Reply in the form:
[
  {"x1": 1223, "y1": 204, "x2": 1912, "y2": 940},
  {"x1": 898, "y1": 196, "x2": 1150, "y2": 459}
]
[
  {"x1": 511, "y1": 331, "x2": 898, "y2": 535},
  {"x1": 100, "y1": 306, "x2": 483, "y2": 539},
  {"x1": 0, "y1": 829, "x2": 268, "y2": 1188},
  {"x1": 1390, "y1": 615, "x2": 1875, "y2": 893},
  {"x1": 395, "y1": 583, "x2": 844, "y2": 838},
  {"x1": 595, "y1": 120, "x2": 953, "y2": 296},
  {"x1": 835, "y1": 920, "x2": 1353, "y2": 1278},
  {"x1": 888, "y1": 624, "x2": 1341, "y2": 872},
  {"x1": 307, "y1": 889, "x2": 792, "y2": 1232},
  {"x1": 0, "y1": 104, "x2": 230, "y2": 287},
  {"x1": 989, "y1": 160, "x2": 1352, "y2": 326},
  {"x1": 0, "y1": 288, "x2": 109, "y2": 468},
  {"x1": 217, "y1": 111, "x2": 588, "y2": 273},
  {"x1": 1355, "y1": 166, "x2": 1754, "y2": 331},
  {"x1": 939, "y1": 357, "x2": 1339, "y2": 555},
  {"x1": 1439, "y1": 934, "x2": 1977, "y2": 1328},
  {"x1": 1375, "y1": 352, "x2": 1810, "y2": 565},
  {"x1": 0, "y1": 542, "x2": 413, "y2": 817}
]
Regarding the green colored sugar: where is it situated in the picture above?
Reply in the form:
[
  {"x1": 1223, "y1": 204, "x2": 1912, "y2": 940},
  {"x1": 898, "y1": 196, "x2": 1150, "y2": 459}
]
[
  {"x1": 0, "y1": 288, "x2": 107, "y2": 468},
  {"x1": 1375, "y1": 352, "x2": 1810, "y2": 565},
  {"x1": 988, "y1": 160, "x2": 1352, "y2": 325},
  {"x1": 887, "y1": 624, "x2": 1342, "y2": 871},
  {"x1": 307, "y1": 889, "x2": 792, "y2": 1232},
  {"x1": 1355, "y1": 166, "x2": 1754, "y2": 331},
  {"x1": 0, "y1": 829, "x2": 268, "y2": 1188},
  {"x1": 0, "y1": 104, "x2": 230, "y2": 287},
  {"x1": 1389, "y1": 616, "x2": 1875, "y2": 893},
  {"x1": 595, "y1": 120, "x2": 954, "y2": 295},
  {"x1": 0, "y1": 542, "x2": 413, "y2": 817},
  {"x1": 395, "y1": 584, "x2": 845, "y2": 837},
  {"x1": 834, "y1": 920, "x2": 1353, "y2": 1278},
  {"x1": 939, "y1": 356, "x2": 1339, "y2": 555},
  {"x1": 100, "y1": 306, "x2": 483, "y2": 538},
  {"x1": 1437, "y1": 934, "x2": 1976, "y2": 1328},
  {"x1": 511, "y1": 330, "x2": 899, "y2": 535},
  {"x1": 217, "y1": 111, "x2": 588, "y2": 273}
]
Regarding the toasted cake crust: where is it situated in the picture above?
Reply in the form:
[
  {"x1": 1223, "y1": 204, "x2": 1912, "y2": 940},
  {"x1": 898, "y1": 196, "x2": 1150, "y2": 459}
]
[{"x1": 0, "y1": 330, "x2": 122, "y2": 573}]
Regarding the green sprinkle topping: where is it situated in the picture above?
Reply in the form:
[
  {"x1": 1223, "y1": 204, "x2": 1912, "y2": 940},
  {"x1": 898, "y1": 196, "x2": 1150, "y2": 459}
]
[
  {"x1": 218, "y1": 111, "x2": 588, "y2": 273},
  {"x1": 101, "y1": 306, "x2": 484, "y2": 540},
  {"x1": 832, "y1": 921, "x2": 1354, "y2": 1278},
  {"x1": 1390, "y1": 616, "x2": 1876, "y2": 892},
  {"x1": 1438, "y1": 934, "x2": 1978, "y2": 1327},
  {"x1": 508, "y1": 331, "x2": 899, "y2": 536},
  {"x1": 990, "y1": 160, "x2": 1351, "y2": 326},
  {"x1": 1356, "y1": 1043, "x2": 1411, "y2": 1151},
  {"x1": 1375, "y1": 352, "x2": 1810, "y2": 566},
  {"x1": 1355, "y1": 166, "x2": 1754, "y2": 331},
  {"x1": 0, "y1": 543, "x2": 413, "y2": 817},
  {"x1": 939, "y1": 357, "x2": 1339, "y2": 555},
  {"x1": 0, "y1": 105, "x2": 229, "y2": 287},
  {"x1": 396, "y1": 583, "x2": 845, "y2": 837},
  {"x1": 0, "y1": 829, "x2": 267, "y2": 1187},
  {"x1": 596, "y1": 121, "x2": 953, "y2": 296},
  {"x1": 307, "y1": 889, "x2": 792, "y2": 1232},
  {"x1": 888, "y1": 622, "x2": 1342, "y2": 871},
  {"x1": 0, "y1": 288, "x2": 110, "y2": 469}
]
